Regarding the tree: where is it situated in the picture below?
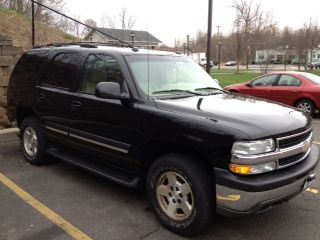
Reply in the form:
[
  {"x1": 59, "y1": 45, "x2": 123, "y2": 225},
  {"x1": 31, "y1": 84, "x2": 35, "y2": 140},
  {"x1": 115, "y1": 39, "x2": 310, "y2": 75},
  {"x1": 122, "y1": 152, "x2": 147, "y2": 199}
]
[
  {"x1": 232, "y1": 0, "x2": 273, "y2": 73},
  {"x1": 100, "y1": 7, "x2": 136, "y2": 30}
]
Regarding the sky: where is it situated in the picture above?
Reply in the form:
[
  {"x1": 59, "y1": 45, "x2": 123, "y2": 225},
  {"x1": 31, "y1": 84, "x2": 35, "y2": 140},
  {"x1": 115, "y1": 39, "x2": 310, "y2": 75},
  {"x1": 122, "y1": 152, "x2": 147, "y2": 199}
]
[{"x1": 65, "y1": 0, "x2": 320, "y2": 46}]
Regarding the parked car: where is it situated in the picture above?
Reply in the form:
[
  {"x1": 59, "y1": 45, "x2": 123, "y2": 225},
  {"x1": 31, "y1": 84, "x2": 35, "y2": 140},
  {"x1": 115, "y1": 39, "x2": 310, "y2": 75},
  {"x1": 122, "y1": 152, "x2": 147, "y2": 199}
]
[
  {"x1": 225, "y1": 60, "x2": 237, "y2": 66},
  {"x1": 8, "y1": 45, "x2": 319, "y2": 236},
  {"x1": 308, "y1": 62, "x2": 320, "y2": 69},
  {"x1": 224, "y1": 71, "x2": 320, "y2": 115}
]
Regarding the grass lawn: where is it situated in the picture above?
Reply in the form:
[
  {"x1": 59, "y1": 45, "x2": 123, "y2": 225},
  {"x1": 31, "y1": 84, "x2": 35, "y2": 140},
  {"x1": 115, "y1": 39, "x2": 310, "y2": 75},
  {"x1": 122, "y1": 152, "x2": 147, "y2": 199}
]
[
  {"x1": 211, "y1": 69, "x2": 320, "y2": 88},
  {"x1": 212, "y1": 71, "x2": 261, "y2": 88}
]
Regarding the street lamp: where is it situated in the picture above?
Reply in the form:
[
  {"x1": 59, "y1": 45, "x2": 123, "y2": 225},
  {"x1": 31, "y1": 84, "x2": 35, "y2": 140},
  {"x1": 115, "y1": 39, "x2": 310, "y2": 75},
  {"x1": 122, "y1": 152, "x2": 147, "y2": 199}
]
[
  {"x1": 131, "y1": 31, "x2": 135, "y2": 47},
  {"x1": 246, "y1": 45, "x2": 250, "y2": 70},
  {"x1": 218, "y1": 42, "x2": 222, "y2": 70},
  {"x1": 284, "y1": 45, "x2": 289, "y2": 71},
  {"x1": 186, "y1": 34, "x2": 190, "y2": 56},
  {"x1": 183, "y1": 43, "x2": 186, "y2": 55}
]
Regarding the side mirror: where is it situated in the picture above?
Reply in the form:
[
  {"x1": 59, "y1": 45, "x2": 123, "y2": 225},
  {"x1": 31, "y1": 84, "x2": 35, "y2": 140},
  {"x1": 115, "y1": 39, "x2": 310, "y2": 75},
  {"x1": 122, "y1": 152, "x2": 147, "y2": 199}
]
[
  {"x1": 95, "y1": 82, "x2": 129, "y2": 100},
  {"x1": 246, "y1": 82, "x2": 252, "y2": 87}
]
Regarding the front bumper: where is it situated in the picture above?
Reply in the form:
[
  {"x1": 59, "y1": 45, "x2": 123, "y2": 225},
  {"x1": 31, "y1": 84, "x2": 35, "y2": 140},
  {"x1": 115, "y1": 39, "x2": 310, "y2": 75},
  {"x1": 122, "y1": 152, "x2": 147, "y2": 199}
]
[{"x1": 215, "y1": 144, "x2": 320, "y2": 216}]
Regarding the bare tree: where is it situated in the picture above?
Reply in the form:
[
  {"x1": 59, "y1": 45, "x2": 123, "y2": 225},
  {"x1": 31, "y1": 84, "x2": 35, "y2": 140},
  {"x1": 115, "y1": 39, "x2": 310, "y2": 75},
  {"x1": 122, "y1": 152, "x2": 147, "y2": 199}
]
[
  {"x1": 232, "y1": 0, "x2": 273, "y2": 73},
  {"x1": 100, "y1": 8, "x2": 136, "y2": 30},
  {"x1": 118, "y1": 7, "x2": 135, "y2": 30}
]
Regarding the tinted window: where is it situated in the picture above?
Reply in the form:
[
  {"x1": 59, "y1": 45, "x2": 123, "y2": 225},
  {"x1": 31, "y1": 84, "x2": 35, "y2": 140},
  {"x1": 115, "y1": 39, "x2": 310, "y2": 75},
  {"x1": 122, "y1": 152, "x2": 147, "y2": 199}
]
[
  {"x1": 252, "y1": 75, "x2": 278, "y2": 87},
  {"x1": 81, "y1": 54, "x2": 125, "y2": 94},
  {"x1": 43, "y1": 52, "x2": 80, "y2": 89},
  {"x1": 277, "y1": 75, "x2": 301, "y2": 86}
]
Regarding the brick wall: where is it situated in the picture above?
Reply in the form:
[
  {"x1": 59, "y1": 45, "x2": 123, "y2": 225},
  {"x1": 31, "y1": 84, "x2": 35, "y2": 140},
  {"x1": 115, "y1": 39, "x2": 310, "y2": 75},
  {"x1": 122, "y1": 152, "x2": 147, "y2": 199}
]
[{"x1": 0, "y1": 35, "x2": 23, "y2": 129}]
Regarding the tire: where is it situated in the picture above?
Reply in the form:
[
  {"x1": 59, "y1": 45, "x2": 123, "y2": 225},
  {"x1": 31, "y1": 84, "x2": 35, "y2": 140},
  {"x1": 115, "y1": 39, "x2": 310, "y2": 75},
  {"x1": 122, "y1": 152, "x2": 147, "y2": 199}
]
[
  {"x1": 20, "y1": 116, "x2": 47, "y2": 165},
  {"x1": 295, "y1": 99, "x2": 316, "y2": 115},
  {"x1": 146, "y1": 153, "x2": 215, "y2": 236}
]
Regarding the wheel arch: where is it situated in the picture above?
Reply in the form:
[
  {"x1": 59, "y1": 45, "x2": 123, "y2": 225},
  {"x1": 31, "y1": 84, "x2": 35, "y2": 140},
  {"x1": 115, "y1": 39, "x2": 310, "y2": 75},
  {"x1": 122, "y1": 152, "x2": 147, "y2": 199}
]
[
  {"x1": 140, "y1": 139, "x2": 213, "y2": 180},
  {"x1": 16, "y1": 106, "x2": 39, "y2": 128}
]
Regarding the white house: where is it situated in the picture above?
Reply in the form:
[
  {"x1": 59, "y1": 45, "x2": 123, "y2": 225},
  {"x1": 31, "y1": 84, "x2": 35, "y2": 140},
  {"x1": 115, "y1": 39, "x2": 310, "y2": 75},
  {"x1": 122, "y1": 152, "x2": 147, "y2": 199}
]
[
  {"x1": 255, "y1": 49, "x2": 299, "y2": 64},
  {"x1": 84, "y1": 28, "x2": 162, "y2": 48}
]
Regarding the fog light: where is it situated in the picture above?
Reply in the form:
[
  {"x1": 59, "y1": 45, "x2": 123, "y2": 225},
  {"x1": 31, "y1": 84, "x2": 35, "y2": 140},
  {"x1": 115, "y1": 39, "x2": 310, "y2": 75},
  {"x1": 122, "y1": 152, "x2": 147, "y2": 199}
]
[{"x1": 229, "y1": 162, "x2": 276, "y2": 175}]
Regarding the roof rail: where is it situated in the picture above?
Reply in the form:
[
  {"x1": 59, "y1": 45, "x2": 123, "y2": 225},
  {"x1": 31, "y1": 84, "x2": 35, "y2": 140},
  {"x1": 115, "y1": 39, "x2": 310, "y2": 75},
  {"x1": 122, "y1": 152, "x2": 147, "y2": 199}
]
[{"x1": 33, "y1": 41, "x2": 133, "y2": 49}]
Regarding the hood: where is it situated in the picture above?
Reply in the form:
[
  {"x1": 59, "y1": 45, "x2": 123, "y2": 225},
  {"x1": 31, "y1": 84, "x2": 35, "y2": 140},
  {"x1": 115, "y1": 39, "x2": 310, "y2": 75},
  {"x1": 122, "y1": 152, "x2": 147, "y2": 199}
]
[{"x1": 155, "y1": 93, "x2": 311, "y2": 140}]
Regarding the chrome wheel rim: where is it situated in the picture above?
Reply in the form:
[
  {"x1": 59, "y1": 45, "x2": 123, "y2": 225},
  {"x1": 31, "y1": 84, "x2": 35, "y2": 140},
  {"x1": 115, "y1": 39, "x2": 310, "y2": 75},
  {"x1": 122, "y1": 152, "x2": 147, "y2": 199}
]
[
  {"x1": 156, "y1": 171, "x2": 194, "y2": 221},
  {"x1": 23, "y1": 127, "x2": 38, "y2": 158},
  {"x1": 297, "y1": 102, "x2": 312, "y2": 114}
]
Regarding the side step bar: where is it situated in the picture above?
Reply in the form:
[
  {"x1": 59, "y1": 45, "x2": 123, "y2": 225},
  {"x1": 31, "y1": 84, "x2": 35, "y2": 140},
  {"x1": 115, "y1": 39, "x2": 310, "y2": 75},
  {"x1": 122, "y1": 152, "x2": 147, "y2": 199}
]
[{"x1": 47, "y1": 148, "x2": 140, "y2": 188}]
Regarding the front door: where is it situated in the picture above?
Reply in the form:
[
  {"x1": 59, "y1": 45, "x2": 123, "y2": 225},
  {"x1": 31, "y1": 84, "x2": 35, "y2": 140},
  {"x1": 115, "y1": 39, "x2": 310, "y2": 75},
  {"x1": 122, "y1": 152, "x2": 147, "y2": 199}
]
[{"x1": 69, "y1": 53, "x2": 138, "y2": 171}]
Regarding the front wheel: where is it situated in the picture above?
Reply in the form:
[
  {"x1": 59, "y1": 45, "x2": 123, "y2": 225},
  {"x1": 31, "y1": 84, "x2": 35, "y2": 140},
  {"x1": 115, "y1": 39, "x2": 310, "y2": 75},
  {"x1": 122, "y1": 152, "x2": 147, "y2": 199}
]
[
  {"x1": 146, "y1": 153, "x2": 215, "y2": 236},
  {"x1": 295, "y1": 99, "x2": 315, "y2": 115},
  {"x1": 20, "y1": 116, "x2": 47, "y2": 165}
]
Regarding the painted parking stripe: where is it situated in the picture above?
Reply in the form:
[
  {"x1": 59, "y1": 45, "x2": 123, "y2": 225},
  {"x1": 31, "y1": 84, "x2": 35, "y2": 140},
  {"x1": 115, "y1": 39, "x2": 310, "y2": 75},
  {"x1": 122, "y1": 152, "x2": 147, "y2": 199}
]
[
  {"x1": 314, "y1": 142, "x2": 320, "y2": 145},
  {"x1": 0, "y1": 173, "x2": 92, "y2": 240}
]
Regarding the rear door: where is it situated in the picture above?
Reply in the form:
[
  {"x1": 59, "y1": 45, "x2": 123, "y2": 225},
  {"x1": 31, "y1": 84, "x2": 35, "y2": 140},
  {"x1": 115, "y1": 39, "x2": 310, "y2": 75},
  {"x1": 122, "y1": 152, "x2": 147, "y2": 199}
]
[
  {"x1": 36, "y1": 51, "x2": 82, "y2": 144},
  {"x1": 68, "y1": 52, "x2": 138, "y2": 171},
  {"x1": 241, "y1": 74, "x2": 279, "y2": 101},
  {"x1": 271, "y1": 74, "x2": 302, "y2": 106}
]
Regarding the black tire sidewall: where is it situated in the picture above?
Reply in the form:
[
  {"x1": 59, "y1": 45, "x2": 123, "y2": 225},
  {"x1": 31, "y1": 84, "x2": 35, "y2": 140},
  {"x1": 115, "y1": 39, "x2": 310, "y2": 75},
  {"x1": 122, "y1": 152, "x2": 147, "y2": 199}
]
[
  {"x1": 20, "y1": 117, "x2": 47, "y2": 165},
  {"x1": 147, "y1": 153, "x2": 215, "y2": 236}
]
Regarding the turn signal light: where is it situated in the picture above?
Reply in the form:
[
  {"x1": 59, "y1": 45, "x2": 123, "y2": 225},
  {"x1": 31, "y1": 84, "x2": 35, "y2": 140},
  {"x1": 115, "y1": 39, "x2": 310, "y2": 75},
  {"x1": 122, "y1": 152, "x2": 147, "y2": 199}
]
[{"x1": 229, "y1": 164, "x2": 251, "y2": 175}]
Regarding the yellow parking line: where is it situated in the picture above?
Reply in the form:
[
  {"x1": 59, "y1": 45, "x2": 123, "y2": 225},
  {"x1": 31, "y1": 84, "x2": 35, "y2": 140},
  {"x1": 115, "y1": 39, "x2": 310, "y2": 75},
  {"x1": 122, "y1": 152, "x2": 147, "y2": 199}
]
[
  {"x1": 306, "y1": 188, "x2": 319, "y2": 194},
  {"x1": 0, "y1": 173, "x2": 92, "y2": 240}
]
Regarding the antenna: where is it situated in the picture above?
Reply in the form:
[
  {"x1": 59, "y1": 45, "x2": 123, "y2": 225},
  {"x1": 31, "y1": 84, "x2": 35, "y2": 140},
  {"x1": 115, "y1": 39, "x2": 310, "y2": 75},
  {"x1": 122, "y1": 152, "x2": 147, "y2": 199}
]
[{"x1": 30, "y1": 0, "x2": 133, "y2": 48}]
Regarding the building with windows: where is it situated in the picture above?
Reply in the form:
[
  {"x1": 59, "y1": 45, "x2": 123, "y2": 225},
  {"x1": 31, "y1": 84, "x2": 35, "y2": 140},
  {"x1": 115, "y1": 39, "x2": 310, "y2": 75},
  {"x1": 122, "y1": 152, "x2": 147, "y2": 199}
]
[
  {"x1": 255, "y1": 49, "x2": 300, "y2": 64},
  {"x1": 84, "y1": 28, "x2": 162, "y2": 48}
]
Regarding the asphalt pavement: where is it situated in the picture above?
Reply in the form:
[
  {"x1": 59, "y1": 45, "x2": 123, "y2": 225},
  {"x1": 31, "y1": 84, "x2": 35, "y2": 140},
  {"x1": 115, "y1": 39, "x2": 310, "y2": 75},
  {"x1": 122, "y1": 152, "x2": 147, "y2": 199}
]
[{"x1": 1, "y1": 119, "x2": 320, "y2": 240}]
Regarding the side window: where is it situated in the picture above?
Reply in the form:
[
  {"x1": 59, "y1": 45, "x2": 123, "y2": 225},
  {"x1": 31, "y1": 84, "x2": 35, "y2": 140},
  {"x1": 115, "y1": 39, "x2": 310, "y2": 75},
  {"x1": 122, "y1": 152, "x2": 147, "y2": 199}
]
[
  {"x1": 251, "y1": 75, "x2": 278, "y2": 87},
  {"x1": 43, "y1": 52, "x2": 80, "y2": 89},
  {"x1": 277, "y1": 75, "x2": 301, "y2": 87},
  {"x1": 81, "y1": 54, "x2": 125, "y2": 94}
]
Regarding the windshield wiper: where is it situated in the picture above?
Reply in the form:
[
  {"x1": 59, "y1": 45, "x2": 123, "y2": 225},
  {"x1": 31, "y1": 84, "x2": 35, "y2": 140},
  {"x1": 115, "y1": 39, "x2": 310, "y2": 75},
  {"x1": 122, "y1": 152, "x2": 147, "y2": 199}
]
[
  {"x1": 195, "y1": 87, "x2": 227, "y2": 94},
  {"x1": 152, "y1": 89, "x2": 202, "y2": 96}
]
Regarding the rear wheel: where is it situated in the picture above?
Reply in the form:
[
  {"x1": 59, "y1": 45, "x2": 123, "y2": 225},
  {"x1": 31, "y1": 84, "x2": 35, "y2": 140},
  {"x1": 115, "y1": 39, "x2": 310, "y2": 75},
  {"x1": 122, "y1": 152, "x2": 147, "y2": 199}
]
[
  {"x1": 146, "y1": 153, "x2": 215, "y2": 236},
  {"x1": 20, "y1": 116, "x2": 47, "y2": 165},
  {"x1": 295, "y1": 99, "x2": 315, "y2": 115}
]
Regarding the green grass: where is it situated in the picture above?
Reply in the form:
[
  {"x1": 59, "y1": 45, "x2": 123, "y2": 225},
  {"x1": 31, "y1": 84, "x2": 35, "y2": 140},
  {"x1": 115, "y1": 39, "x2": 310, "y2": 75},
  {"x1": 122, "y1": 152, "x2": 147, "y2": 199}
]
[
  {"x1": 211, "y1": 69, "x2": 320, "y2": 88},
  {"x1": 212, "y1": 71, "x2": 261, "y2": 88}
]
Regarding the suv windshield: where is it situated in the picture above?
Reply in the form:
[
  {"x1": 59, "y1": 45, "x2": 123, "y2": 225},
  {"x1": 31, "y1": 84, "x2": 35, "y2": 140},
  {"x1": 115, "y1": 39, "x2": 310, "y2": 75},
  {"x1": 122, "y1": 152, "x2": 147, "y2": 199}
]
[{"x1": 125, "y1": 55, "x2": 221, "y2": 96}]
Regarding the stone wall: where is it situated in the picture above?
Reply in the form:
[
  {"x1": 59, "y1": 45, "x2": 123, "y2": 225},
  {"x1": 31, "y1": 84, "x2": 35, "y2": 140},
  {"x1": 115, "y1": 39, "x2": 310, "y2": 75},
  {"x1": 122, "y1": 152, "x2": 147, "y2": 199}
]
[{"x1": 0, "y1": 35, "x2": 23, "y2": 130}]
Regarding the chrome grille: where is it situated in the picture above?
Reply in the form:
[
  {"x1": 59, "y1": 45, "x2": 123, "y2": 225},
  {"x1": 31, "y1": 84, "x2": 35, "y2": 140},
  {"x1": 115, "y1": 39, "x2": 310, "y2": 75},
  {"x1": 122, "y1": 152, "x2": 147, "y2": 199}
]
[
  {"x1": 278, "y1": 130, "x2": 312, "y2": 149},
  {"x1": 276, "y1": 128, "x2": 313, "y2": 169}
]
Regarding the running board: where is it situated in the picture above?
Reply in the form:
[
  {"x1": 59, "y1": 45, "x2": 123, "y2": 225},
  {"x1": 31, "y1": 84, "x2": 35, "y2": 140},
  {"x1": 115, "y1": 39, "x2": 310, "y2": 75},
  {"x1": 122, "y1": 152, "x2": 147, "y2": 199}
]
[{"x1": 46, "y1": 148, "x2": 140, "y2": 188}]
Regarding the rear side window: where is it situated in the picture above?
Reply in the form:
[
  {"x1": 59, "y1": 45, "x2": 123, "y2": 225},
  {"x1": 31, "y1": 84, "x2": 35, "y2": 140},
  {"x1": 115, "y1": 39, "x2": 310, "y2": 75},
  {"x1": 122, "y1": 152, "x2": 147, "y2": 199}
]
[
  {"x1": 81, "y1": 54, "x2": 125, "y2": 94},
  {"x1": 43, "y1": 52, "x2": 80, "y2": 89},
  {"x1": 277, "y1": 75, "x2": 301, "y2": 86}
]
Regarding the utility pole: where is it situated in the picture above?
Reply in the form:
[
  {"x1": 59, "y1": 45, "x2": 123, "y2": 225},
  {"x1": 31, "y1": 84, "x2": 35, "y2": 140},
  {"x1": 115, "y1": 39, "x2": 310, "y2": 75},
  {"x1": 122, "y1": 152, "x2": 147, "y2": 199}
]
[
  {"x1": 216, "y1": 26, "x2": 222, "y2": 70},
  {"x1": 31, "y1": 0, "x2": 35, "y2": 48},
  {"x1": 206, "y1": 0, "x2": 213, "y2": 74}
]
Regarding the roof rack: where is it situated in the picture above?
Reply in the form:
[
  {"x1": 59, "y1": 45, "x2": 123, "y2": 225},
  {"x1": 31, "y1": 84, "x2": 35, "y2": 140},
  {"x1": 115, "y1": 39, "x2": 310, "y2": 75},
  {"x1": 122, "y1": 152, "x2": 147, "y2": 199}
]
[{"x1": 33, "y1": 41, "x2": 133, "y2": 49}]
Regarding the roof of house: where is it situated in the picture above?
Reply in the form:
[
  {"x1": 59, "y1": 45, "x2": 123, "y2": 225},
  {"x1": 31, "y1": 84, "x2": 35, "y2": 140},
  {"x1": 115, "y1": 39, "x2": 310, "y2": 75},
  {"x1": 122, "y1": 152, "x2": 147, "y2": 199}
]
[{"x1": 86, "y1": 28, "x2": 161, "y2": 43}]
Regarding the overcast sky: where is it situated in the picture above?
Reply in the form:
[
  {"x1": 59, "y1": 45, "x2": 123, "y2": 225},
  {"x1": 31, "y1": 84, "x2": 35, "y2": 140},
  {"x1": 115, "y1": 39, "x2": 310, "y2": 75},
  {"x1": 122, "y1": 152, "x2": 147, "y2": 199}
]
[{"x1": 65, "y1": 0, "x2": 320, "y2": 46}]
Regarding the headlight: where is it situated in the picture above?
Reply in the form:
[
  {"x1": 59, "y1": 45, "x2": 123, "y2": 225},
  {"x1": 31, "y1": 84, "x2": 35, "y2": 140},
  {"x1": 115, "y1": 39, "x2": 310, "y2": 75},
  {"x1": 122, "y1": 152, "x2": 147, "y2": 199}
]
[
  {"x1": 229, "y1": 162, "x2": 277, "y2": 175},
  {"x1": 232, "y1": 139, "x2": 275, "y2": 155}
]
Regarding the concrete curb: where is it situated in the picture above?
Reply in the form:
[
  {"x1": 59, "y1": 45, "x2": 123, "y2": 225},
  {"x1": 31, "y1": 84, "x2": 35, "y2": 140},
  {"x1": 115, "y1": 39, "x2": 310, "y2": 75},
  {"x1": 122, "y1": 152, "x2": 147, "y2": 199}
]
[{"x1": 0, "y1": 127, "x2": 19, "y2": 135}]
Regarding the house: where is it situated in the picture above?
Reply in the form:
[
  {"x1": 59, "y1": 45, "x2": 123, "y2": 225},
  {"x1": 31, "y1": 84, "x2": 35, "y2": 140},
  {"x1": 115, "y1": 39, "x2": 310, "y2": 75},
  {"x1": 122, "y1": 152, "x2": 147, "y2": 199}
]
[
  {"x1": 84, "y1": 28, "x2": 162, "y2": 48},
  {"x1": 255, "y1": 49, "x2": 300, "y2": 64}
]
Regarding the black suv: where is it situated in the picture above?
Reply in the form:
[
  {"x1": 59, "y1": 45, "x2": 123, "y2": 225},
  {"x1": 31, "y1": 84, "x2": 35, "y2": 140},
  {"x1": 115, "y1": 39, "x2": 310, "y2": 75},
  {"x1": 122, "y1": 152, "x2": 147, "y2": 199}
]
[{"x1": 7, "y1": 44, "x2": 319, "y2": 236}]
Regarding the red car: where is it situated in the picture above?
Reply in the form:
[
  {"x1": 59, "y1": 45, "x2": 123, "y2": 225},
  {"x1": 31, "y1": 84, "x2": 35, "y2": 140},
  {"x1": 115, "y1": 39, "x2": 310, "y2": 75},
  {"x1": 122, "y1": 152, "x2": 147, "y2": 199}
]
[{"x1": 224, "y1": 71, "x2": 320, "y2": 115}]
